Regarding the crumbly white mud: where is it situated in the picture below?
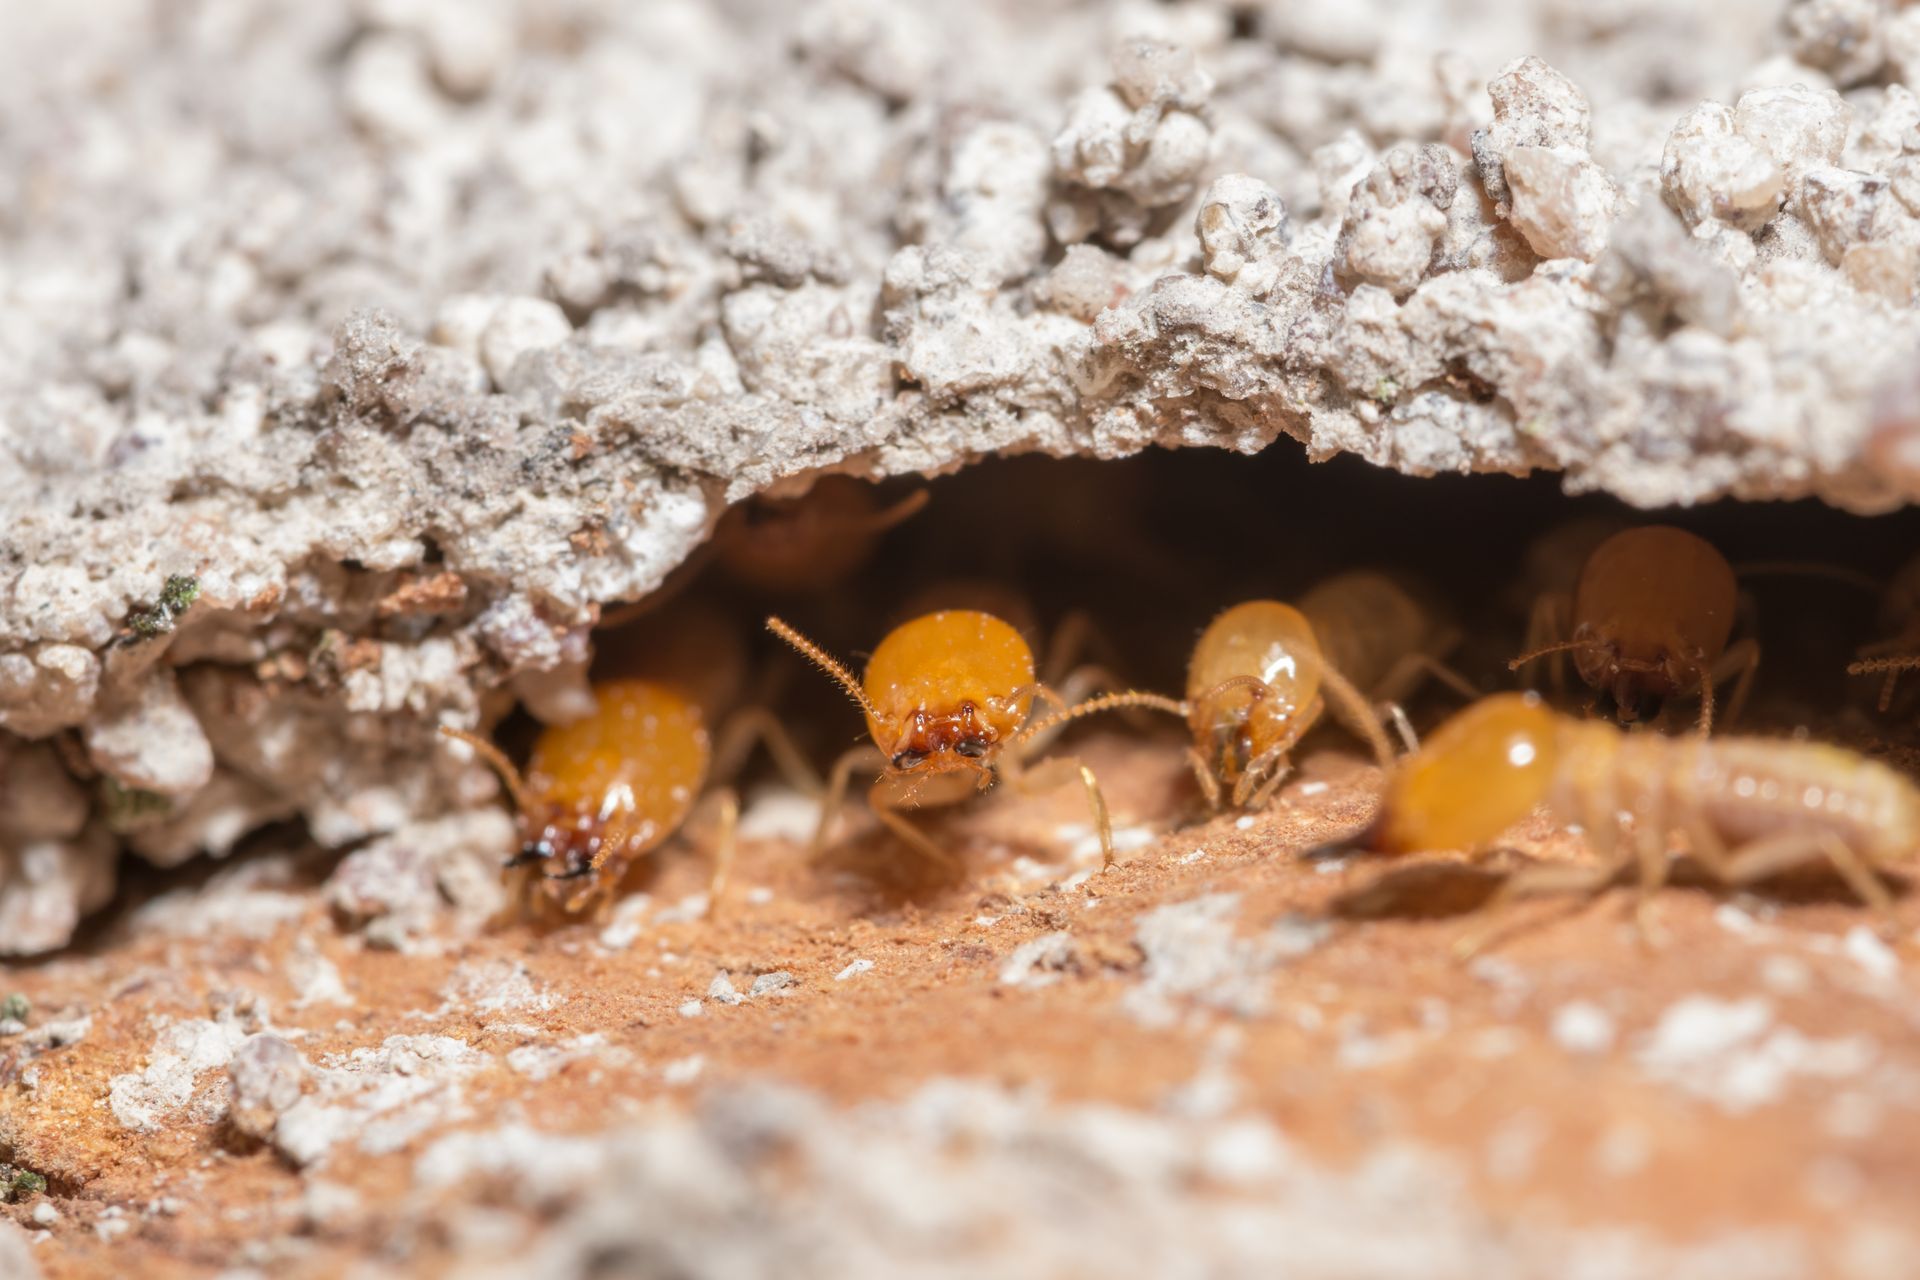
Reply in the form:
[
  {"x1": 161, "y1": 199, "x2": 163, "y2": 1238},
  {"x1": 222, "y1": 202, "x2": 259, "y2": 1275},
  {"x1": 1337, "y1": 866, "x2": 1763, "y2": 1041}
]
[{"x1": 4, "y1": 0, "x2": 1920, "y2": 951}]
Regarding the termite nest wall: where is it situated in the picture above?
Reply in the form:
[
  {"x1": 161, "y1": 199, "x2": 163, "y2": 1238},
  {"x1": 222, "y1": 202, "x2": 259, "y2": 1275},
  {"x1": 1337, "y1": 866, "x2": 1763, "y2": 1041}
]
[{"x1": 8, "y1": 0, "x2": 1920, "y2": 954}]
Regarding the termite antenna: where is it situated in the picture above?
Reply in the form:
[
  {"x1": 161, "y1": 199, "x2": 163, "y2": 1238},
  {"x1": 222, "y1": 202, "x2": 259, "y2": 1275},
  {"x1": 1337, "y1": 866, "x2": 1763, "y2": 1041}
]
[
  {"x1": 1013, "y1": 689, "x2": 1187, "y2": 747},
  {"x1": 1847, "y1": 654, "x2": 1920, "y2": 712},
  {"x1": 767, "y1": 616, "x2": 880, "y2": 720},
  {"x1": 438, "y1": 725, "x2": 539, "y2": 816},
  {"x1": 1508, "y1": 639, "x2": 1589, "y2": 671}
]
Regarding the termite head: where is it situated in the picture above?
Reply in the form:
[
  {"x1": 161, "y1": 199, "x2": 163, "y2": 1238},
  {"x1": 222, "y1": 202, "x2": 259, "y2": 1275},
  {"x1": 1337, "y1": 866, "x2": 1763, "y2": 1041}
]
[
  {"x1": 1370, "y1": 693, "x2": 1560, "y2": 855},
  {"x1": 769, "y1": 610, "x2": 1035, "y2": 779},
  {"x1": 1569, "y1": 623, "x2": 1682, "y2": 724},
  {"x1": 507, "y1": 802, "x2": 646, "y2": 886}
]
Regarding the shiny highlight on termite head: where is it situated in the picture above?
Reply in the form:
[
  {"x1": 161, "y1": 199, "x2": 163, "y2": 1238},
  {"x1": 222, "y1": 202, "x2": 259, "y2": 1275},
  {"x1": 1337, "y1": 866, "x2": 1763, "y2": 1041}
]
[
  {"x1": 1185, "y1": 601, "x2": 1324, "y2": 790},
  {"x1": 1371, "y1": 693, "x2": 1561, "y2": 855}
]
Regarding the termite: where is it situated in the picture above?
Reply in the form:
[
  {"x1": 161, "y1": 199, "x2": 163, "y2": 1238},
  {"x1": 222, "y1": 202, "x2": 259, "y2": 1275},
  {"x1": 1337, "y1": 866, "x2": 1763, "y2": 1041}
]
[
  {"x1": 599, "y1": 477, "x2": 928, "y2": 628},
  {"x1": 1179, "y1": 573, "x2": 1473, "y2": 810},
  {"x1": 1368, "y1": 692, "x2": 1912, "y2": 949},
  {"x1": 766, "y1": 610, "x2": 1181, "y2": 869},
  {"x1": 714, "y1": 476, "x2": 928, "y2": 595},
  {"x1": 440, "y1": 615, "x2": 813, "y2": 920},
  {"x1": 1508, "y1": 525, "x2": 1758, "y2": 732}
]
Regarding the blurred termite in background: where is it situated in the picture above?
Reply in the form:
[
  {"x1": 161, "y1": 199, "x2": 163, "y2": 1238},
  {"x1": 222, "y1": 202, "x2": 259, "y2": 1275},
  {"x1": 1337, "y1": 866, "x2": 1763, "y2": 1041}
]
[{"x1": 1509, "y1": 525, "x2": 1758, "y2": 732}]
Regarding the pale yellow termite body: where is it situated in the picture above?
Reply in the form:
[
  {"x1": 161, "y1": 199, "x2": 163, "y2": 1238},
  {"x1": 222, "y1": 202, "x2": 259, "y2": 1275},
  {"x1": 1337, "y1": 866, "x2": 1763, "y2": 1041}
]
[{"x1": 1373, "y1": 694, "x2": 1917, "y2": 946}]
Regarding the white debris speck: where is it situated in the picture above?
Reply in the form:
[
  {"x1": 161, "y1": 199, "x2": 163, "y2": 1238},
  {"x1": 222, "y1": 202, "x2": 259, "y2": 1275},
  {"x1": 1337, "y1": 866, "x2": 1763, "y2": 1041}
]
[
  {"x1": 271, "y1": 1034, "x2": 487, "y2": 1167},
  {"x1": 1296, "y1": 781, "x2": 1329, "y2": 797},
  {"x1": 1637, "y1": 996, "x2": 1876, "y2": 1112},
  {"x1": 1177, "y1": 848, "x2": 1209, "y2": 865},
  {"x1": 595, "y1": 895, "x2": 653, "y2": 951},
  {"x1": 1714, "y1": 903, "x2": 1762, "y2": 937},
  {"x1": 745, "y1": 887, "x2": 775, "y2": 906},
  {"x1": 108, "y1": 1015, "x2": 254, "y2": 1132},
  {"x1": 1485, "y1": 1111, "x2": 1548, "y2": 1182},
  {"x1": 750, "y1": 971, "x2": 796, "y2": 997},
  {"x1": 1592, "y1": 1124, "x2": 1654, "y2": 1178},
  {"x1": 1314, "y1": 858, "x2": 1349, "y2": 875},
  {"x1": 738, "y1": 789, "x2": 823, "y2": 842},
  {"x1": 654, "y1": 894, "x2": 711, "y2": 925},
  {"x1": 1761, "y1": 954, "x2": 1813, "y2": 995},
  {"x1": 1234, "y1": 816, "x2": 1255, "y2": 830},
  {"x1": 286, "y1": 940, "x2": 353, "y2": 1009},
  {"x1": 30, "y1": 1203, "x2": 58, "y2": 1228},
  {"x1": 1124, "y1": 895, "x2": 1326, "y2": 1026},
  {"x1": 1639, "y1": 996, "x2": 1774, "y2": 1068},
  {"x1": 1843, "y1": 926, "x2": 1899, "y2": 981},
  {"x1": 438, "y1": 959, "x2": 556, "y2": 1015},
  {"x1": 1199, "y1": 1120, "x2": 1291, "y2": 1186},
  {"x1": 505, "y1": 1034, "x2": 618, "y2": 1082},
  {"x1": 678, "y1": 1000, "x2": 704, "y2": 1019},
  {"x1": 1061, "y1": 869, "x2": 1095, "y2": 891},
  {"x1": 999, "y1": 932, "x2": 1082, "y2": 988},
  {"x1": 1010, "y1": 856, "x2": 1062, "y2": 883},
  {"x1": 835, "y1": 959, "x2": 873, "y2": 982},
  {"x1": 1551, "y1": 1001, "x2": 1616, "y2": 1055},
  {"x1": 662, "y1": 1055, "x2": 705, "y2": 1086},
  {"x1": 1069, "y1": 825, "x2": 1156, "y2": 864},
  {"x1": 974, "y1": 915, "x2": 1003, "y2": 928},
  {"x1": 708, "y1": 974, "x2": 745, "y2": 1006}
]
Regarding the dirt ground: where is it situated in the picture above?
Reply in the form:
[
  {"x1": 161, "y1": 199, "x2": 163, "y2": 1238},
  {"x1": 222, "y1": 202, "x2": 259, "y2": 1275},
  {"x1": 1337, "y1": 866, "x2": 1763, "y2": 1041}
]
[{"x1": 4, "y1": 721, "x2": 1919, "y2": 1278}]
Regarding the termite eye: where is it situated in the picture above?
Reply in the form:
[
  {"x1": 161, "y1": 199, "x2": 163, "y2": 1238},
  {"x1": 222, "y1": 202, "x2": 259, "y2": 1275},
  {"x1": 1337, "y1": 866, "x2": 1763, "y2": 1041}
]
[
  {"x1": 891, "y1": 749, "x2": 928, "y2": 770},
  {"x1": 954, "y1": 738, "x2": 988, "y2": 759}
]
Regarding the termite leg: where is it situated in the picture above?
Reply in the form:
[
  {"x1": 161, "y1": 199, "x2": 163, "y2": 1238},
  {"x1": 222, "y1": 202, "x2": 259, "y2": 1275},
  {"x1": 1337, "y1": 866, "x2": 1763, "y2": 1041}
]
[
  {"x1": 1452, "y1": 855, "x2": 1633, "y2": 959},
  {"x1": 1244, "y1": 757, "x2": 1294, "y2": 810},
  {"x1": 867, "y1": 783, "x2": 960, "y2": 873},
  {"x1": 1628, "y1": 770, "x2": 1671, "y2": 946},
  {"x1": 710, "y1": 706, "x2": 822, "y2": 795},
  {"x1": 1006, "y1": 752, "x2": 1118, "y2": 869},
  {"x1": 1519, "y1": 594, "x2": 1572, "y2": 698},
  {"x1": 1316, "y1": 661, "x2": 1397, "y2": 773},
  {"x1": 1372, "y1": 652, "x2": 1480, "y2": 707},
  {"x1": 1037, "y1": 610, "x2": 1161, "y2": 733},
  {"x1": 1380, "y1": 702, "x2": 1420, "y2": 755},
  {"x1": 695, "y1": 786, "x2": 741, "y2": 919},
  {"x1": 1698, "y1": 638, "x2": 1761, "y2": 734},
  {"x1": 1713, "y1": 830, "x2": 1897, "y2": 930},
  {"x1": 812, "y1": 745, "x2": 888, "y2": 858},
  {"x1": 1185, "y1": 746, "x2": 1223, "y2": 810}
]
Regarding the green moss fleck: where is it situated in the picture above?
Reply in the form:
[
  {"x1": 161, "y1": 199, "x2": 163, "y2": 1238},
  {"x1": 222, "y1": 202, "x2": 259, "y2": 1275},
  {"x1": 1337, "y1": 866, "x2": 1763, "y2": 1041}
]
[
  {"x1": 127, "y1": 573, "x2": 201, "y2": 638},
  {"x1": 102, "y1": 780, "x2": 173, "y2": 832}
]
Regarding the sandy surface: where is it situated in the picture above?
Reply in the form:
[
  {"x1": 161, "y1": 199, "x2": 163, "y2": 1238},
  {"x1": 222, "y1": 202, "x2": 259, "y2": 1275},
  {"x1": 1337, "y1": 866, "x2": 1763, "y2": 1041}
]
[{"x1": 5, "y1": 724, "x2": 1919, "y2": 1278}]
